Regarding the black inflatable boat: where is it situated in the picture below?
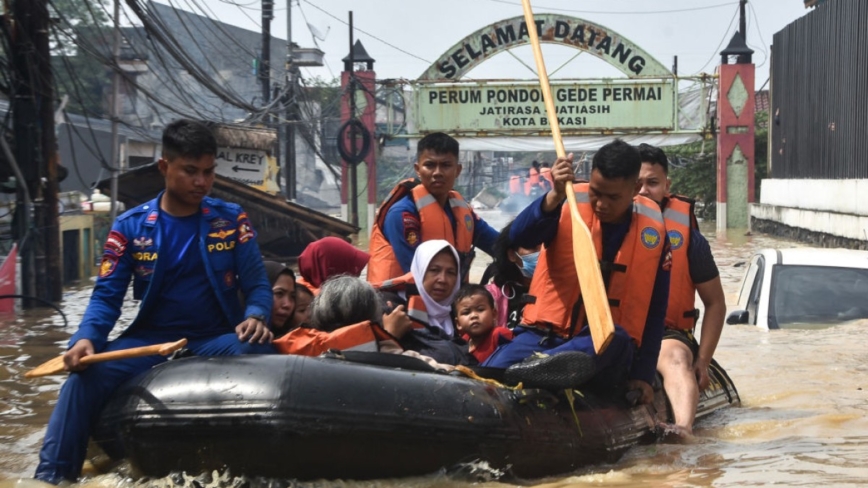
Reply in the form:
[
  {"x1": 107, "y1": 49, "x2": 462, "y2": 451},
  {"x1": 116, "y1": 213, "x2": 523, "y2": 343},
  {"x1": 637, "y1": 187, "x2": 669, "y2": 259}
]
[{"x1": 94, "y1": 352, "x2": 739, "y2": 480}]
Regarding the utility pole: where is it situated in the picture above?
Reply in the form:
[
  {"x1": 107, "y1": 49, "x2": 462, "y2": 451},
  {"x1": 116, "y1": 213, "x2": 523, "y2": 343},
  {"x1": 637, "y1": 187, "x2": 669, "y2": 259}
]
[
  {"x1": 348, "y1": 12, "x2": 358, "y2": 228},
  {"x1": 261, "y1": 0, "x2": 274, "y2": 106},
  {"x1": 109, "y1": 0, "x2": 121, "y2": 223},
  {"x1": 739, "y1": 0, "x2": 747, "y2": 38},
  {"x1": 285, "y1": 0, "x2": 297, "y2": 200},
  {"x1": 10, "y1": 0, "x2": 62, "y2": 306}
]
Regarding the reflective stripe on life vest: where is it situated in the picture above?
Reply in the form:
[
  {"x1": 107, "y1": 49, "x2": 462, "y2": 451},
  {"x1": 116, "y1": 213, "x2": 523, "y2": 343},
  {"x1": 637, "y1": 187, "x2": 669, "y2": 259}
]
[
  {"x1": 273, "y1": 320, "x2": 393, "y2": 355},
  {"x1": 663, "y1": 194, "x2": 699, "y2": 330}
]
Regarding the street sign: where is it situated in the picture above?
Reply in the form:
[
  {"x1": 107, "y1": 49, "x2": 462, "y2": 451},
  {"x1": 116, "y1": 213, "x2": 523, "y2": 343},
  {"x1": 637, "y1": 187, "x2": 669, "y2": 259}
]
[{"x1": 215, "y1": 148, "x2": 267, "y2": 186}]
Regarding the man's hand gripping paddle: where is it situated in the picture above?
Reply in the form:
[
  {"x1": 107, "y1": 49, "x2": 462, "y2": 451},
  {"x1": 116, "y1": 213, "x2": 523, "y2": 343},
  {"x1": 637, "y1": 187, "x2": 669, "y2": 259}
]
[{"x1": 520, "y1": 0, "x2": 614, "y2": 354}]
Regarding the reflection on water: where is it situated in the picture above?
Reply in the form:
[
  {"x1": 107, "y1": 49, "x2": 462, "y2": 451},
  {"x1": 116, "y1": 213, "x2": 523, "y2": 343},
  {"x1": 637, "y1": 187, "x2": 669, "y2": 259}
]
[{"x1": 2, "y1": 212, "x2": 868, "y2": 487}]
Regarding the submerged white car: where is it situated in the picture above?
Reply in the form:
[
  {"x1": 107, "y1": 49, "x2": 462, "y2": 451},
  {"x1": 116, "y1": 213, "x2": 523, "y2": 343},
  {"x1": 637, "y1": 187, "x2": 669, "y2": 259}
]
[{"x1": 728, "y1": 248, "x2": 868, "y2": 329}]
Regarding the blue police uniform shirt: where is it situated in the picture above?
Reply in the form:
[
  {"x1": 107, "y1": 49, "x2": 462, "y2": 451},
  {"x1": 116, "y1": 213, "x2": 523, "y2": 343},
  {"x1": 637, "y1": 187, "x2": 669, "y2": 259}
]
[
  {"x1": 144, "y1": 212, "x2": 227, "y2": 336},
  {"x1": 382, "y1": 194, "x2": 499, "y2": 273}
]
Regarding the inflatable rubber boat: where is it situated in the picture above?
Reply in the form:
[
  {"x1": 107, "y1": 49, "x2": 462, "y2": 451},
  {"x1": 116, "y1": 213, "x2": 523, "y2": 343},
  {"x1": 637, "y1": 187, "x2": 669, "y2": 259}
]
[{"x1": 93, "y1": 352, "x2": 739, "y2": 480}]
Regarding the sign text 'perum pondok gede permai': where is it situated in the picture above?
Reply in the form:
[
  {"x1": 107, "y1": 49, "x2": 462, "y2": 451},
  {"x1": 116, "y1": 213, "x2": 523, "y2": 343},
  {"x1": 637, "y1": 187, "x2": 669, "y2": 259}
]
[{"x1": 414, "y1": 80, "x2": 675, "y2": 135}]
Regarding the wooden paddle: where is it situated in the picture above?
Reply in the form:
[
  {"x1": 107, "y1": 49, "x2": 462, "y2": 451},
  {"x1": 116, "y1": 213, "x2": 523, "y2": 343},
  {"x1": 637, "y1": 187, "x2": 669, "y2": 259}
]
[
  {"x1": 24, "y1": 339, "x2": 188, "y2": 378},
  {"x1": 520, "y1": 0, "x2": 614, "y2": 354}
]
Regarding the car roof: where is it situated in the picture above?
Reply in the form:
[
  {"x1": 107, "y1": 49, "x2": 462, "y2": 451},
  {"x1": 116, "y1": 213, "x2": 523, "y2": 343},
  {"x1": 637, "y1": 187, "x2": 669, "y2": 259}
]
[{"x1": 761, "y1": 248, "x2": 868, "y2": 269}]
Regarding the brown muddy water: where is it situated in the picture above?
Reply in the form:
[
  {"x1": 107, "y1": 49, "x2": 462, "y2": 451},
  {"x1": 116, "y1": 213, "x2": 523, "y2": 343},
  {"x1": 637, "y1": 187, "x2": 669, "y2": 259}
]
[{"x1": 1, "y1": 210, "x2": 867, "y2": 487}]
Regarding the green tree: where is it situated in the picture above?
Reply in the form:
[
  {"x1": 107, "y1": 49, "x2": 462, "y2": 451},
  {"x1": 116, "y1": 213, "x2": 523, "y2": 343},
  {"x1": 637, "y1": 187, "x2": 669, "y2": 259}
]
[{"x1": 667, "y1": 110, "x2": 770, "y2": 221}]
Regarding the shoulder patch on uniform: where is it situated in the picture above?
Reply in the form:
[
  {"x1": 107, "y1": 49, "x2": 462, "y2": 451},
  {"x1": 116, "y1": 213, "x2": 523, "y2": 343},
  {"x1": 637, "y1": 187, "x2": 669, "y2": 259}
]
[
  {"x1": 667, "y1": 230, "x2": 684, "y2": 251},
  {"x1": 104, "y1": 230, "x2": 127, "y2": 256},
  {"x1": 403, "y1": 211, "x2": 421, "y2": 247},
  {"x1": 99, "y1": 255, "x2": 119, "y2": 278},
  {"x1": 464, "y1": 214, "x2": 474, "y2": 232},
  {"x1": 237, "y1": 213, "x2": 255, "y2": 244},
  {"x1": 640, "y1": 227, "x2": 661, "y2": 249}
]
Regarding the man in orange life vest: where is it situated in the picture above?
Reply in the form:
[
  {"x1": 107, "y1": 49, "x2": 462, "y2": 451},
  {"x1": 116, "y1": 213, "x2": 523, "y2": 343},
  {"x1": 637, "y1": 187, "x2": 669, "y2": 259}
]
[
  {"x1": 483, "y1": 140, "x2": 671, "y2": 405},
  {"x1": 367, "y1": 132, "x2": 499, "y2": 284},
  {"x1": 637, "y1": 143, "x2": 726, "y2": 435}
]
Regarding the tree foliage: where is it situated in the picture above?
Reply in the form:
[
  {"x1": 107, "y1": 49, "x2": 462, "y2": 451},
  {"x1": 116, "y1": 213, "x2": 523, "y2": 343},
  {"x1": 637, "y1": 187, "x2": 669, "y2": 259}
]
[{"x1": 667, "y1": 110, "x2": 769, "y2": 221}]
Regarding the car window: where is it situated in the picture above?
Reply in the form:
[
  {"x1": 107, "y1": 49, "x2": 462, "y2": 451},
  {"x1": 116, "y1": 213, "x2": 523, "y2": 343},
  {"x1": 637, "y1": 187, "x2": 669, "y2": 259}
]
[{"x1": 769, "y1": 265, "x2": 868, "y2": 328}]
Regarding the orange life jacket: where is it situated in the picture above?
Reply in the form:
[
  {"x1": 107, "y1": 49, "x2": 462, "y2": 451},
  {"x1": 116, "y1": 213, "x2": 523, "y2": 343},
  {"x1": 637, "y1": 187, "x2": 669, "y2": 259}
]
[
  {"x1": 509, "y1": 175, "x2": 522, "y2": 195},
  {"x1": 524, "y1": 167, "x2": 540, "y2": 196},
  {"x1": 521, "y1": 183, "x2": 666, "y2": 346},
  {"x1": 367, "y1": 180, "x2": 475, "y2": 284},
  {"x1": 663, "y1": 194, "x2": 699, "y2": 331},
  {"x1": 272, "y1": 320, "x2": 396, "y2": 356},
  {"x1": 371, "y1": 272, "x2": 430, "y2": 330}
]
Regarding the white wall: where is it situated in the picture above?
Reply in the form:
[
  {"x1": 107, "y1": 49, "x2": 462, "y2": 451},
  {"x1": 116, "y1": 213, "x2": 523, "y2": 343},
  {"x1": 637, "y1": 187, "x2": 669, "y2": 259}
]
[{"x1": 752, "y1": 179, "x2": 868, "y2": 241}]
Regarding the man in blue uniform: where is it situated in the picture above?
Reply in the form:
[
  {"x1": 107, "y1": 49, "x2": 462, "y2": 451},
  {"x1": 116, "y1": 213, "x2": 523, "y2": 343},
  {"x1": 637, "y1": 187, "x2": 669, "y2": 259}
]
[
  {"x1": 34, "y1": 119, "x2": 274, "y2": 484},
  {"x1": 367, "y1": 132, "x2": 499, "y2": 283}
]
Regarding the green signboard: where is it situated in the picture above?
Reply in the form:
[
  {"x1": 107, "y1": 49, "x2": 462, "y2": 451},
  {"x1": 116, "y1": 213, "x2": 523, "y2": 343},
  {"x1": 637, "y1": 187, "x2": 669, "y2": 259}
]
[{"x1": 414, "y1": 80, "x2": 675, "y2": 135}]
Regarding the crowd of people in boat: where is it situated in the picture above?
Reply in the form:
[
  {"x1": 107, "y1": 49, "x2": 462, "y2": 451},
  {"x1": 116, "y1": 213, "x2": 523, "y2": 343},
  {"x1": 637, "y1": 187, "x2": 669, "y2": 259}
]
[{"x1": 32, "y1": 119, "x2": 725, "y2": 485}]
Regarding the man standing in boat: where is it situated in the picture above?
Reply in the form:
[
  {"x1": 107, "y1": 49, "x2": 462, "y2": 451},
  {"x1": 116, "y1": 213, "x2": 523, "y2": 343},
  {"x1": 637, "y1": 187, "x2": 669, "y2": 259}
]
[
  {"x1": 367, "y1": 132, "x2": 499, "y2": 283},
  {"x1": 483, "y1": 139, "x2": 671, "y2": 405},
  {"x1": 34, "y1": 119, "x2": 275, "y2": 485},
  {"x1": 637, "y1": 143, "x2": 726, "y2": 435}
]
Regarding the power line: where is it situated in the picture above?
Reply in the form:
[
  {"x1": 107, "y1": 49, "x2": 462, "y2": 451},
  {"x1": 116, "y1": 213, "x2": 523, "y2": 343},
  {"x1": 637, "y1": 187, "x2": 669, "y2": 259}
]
[
  {"x1": 693, "y1": 4, "x2": 740, "y2": 75},
  {"x1": 300, "y1": 0, "x2": 432, "y2": 65},
  {"x1": 487, "y1": 0, "x2": 739, "y2": 15}
]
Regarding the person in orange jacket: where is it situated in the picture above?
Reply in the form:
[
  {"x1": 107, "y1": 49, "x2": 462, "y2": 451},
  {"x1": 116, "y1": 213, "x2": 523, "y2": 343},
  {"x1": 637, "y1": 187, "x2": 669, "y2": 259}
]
[
  {"x1": 637, "y1": 143, "x2": 726, "y2": 436},
  {"x1": 367, "y1": 133, "x2": 498, "y2": 284},
  {"x1": 483, "y1": 140, "x2": 671, "y2": 404},
  {"x1": 273, "y1": 275, "x2": 411, "y2": 356}
]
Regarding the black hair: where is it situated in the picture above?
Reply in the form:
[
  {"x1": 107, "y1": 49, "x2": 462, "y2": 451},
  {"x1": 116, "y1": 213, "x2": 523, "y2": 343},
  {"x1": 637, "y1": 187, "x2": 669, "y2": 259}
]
[
  {"x1": 485, "y1": 222, "x2": 524, "y2": 287},
  {"x1": 531, "y1": 160, "x2": 540, "y2": 169},
  {"x1": 295, "y1": 283, "x2": 314, "y2": 298},
  {"x1": 263, "y1": 260, "x2": 295, "y2": 286},
  {"x1": 592, "y1": 139, "x2": 641, "y2": 180},
  {"x1": 416, "y1": 132, "x2": 459, "y2": 160},
  {"x1": 638, "y1": 143, "x2": 669, "y2": 175},
  {"x1": 452, "y1": 284, "x2": 495, "y2": 317},
  {"x1": 162, "y1": 119, "x2": 217, "y2": 161}
]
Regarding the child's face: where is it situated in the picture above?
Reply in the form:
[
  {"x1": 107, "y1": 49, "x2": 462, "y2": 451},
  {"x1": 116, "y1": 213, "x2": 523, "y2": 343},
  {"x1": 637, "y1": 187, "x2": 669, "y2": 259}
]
[
  {"x1": 454, "y1": 293, "x2": 496, "y2": 339},
  {"x1": 290, "y1": 290, "x2": 312, "y2": 327}
]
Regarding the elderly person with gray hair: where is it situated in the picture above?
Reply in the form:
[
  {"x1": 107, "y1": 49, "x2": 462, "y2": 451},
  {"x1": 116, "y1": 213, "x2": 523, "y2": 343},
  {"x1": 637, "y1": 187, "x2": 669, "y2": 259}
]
[
  {"x1": 273, "y1": 276, "x2": 453, "y2": 371},
  {"x1": 273, "y1": 276, "x2": 409, "y2": 356},
  {"x1": 308, "y1": 276, "x2": 383, "y2": 332}
]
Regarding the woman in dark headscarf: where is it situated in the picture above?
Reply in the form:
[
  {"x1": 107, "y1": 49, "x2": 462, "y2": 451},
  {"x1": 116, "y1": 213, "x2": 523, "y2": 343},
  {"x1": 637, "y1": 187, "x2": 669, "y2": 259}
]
[
  {"x1": 263, "y1": 261, "x2": 297, "y2": 338},
  {"x1": 297, "y1": 237, "x2": 370, "y2": 294}
]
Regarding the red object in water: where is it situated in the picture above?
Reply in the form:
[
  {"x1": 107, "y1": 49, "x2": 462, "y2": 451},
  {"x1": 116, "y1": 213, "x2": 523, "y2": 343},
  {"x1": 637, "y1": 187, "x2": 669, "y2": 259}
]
[{"x1": 0, "y1": 244, "x2": 17, "y2": 313}]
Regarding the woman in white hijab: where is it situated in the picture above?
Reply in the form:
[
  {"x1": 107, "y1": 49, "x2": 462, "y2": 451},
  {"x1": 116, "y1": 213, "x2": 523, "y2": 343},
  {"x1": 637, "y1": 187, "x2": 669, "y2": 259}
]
[
  {"x1": 409, "y1": 239, "x2": 462, "y2": 337},
  {"x1": 376, "y1": 240, "x2": 472, "y2": 365}
]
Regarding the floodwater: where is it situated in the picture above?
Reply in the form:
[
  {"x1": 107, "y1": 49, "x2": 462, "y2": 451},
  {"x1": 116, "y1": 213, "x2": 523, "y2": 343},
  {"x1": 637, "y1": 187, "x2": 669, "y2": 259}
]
[{"x1": 1, "y1": 209, "x2": 868, "y2": 487}]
